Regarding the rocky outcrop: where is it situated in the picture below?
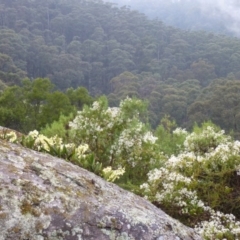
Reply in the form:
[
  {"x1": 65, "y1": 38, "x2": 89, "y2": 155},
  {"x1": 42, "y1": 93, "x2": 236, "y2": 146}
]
[{"x1": 0, "y1": 139, "x2": 202, "y2": 240}]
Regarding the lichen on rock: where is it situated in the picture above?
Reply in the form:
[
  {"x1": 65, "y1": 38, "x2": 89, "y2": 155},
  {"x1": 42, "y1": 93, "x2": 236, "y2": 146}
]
[{"x1": 0, "y1": 139, "x2": 202, "y2": 240}]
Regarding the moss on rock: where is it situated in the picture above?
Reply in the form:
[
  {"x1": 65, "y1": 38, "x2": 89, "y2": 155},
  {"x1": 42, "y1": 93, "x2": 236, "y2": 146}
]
[{"x1": 0, "y1": 139, "x2": 202, "y2": 240}]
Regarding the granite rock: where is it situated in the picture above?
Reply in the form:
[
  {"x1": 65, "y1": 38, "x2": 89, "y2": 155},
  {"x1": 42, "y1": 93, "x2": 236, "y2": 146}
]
[{"x1": 0, "y1": 139, "x2": 202, "y2": 240}]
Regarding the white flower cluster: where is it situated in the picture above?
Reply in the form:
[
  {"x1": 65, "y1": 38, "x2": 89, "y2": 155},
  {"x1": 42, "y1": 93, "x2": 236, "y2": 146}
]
[
  {"x1": 173, "y1": 127, "x2": 188, "y2": 136},
  {"x1": 28, "y1": 129, "x2": 39, "y2": 139},
  {"x1": 144, "y1": 168, "x2": 192, "y2": 185},
  {"x1": 119, "y1": 96, "x2": 142, "y2": 109},
  {"x1": 184, "y1": 126, "x2": 230, "y2": 153},
  {"x1": 75, "y1": 144, "x2": 89, "y2": 159},
  {"x1": 166, "y1": 151, "x2": 197, "y2": 169},
  {"x1": 109, "y1": 126, "x2": 143, "y2": 167},
  {"x1": 102, "y1": 166, "x2": 125, "y2": 182},
  {"x1": 141, "y1": 168, "x2": 197, "y2": 214},
  {"x1": 27, "y1": 130, "x2": 89, "y2": 159},
  {"x1": 111, "y1": 127, "x2": 142, "y2": 153},
  {"x1": 205, "y1": 141, "x2": 240, "y2": 167},
  {"x1": 195, "y1": 208, "x2": 240, "y2": 239},
  {"x1": 69, "y1": 101, "x2": 120, "y2": 136},
  {"x1": 166, "y1": 140, "x2": 240, "y2": 173},
  {"x1": 92, "y1": 101, "x2": 100, "y2": 110},
  {"x1": 28, "y1": 130, "x2": 52, "y2": 151},
  {"x1": 1, "y1": 131, "x2": 18, "y2": 142},
  {"x1": 143, "y1": 131, "x2": 157, "y2": 144},
  {"x1": 106, "y1": 107, "x2": 119, "y2": 119}
]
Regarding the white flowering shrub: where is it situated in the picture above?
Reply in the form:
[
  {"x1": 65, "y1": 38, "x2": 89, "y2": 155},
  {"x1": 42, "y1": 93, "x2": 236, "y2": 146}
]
[
  {"x1": 69, "y1": 96, "x2": 163, "y2": 182},
  {"x1": 141, "y1": 122, "x2": 240, "y2": 239}
]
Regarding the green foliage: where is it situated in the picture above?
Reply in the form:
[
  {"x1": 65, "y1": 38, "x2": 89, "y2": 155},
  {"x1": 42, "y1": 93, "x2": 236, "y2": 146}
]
[
  {"x1": 77, "y1": 154, "x2": 103, "y2": 175},
  {"x1": 66, "y1": 87, "x2": 93, "y2": 110},
  {"x1": 155, "y1": 116, "x2": 186, "y2": 156},
  {"x1": 0, "y1": 78, "x2": 92, "y2": 133},
  {"x1": 22, "y1": 78, "x2": 55, "y2": 130},
  {"x1": 39, "y1": 91, "x2": 74, "y2": 128},
  {"x1": 188, "y1": 80, "x2": 240, "y2": 138},
  {"x1": 0, "y1": 85, "x2": 26, "y2": 130},
  {"x1": 41, "y1": 113, "x2": 74, "y2": 141}
]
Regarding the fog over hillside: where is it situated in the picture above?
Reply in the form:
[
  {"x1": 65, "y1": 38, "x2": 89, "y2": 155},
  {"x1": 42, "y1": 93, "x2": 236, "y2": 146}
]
[
  {"x1": 198, "y1": 0, "x2": 240, "y2": 35},
  {"x1": 108, "y1": 0, "x2": 240, "y2": 37}
]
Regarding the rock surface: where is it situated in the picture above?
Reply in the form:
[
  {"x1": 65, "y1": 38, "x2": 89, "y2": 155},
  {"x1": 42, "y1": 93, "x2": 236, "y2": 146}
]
[{"x1": 0, "y1": 139, "x2": 202, "y2": 240}]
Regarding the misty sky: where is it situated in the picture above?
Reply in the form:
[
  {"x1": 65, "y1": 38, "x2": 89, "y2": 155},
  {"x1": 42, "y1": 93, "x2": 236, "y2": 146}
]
[
  {"x1": 198, "y1": 0, "x2": 240, "y2": 34},
  {"x1": 109, "y1": 0, "x2": 240, "y2": 36}
]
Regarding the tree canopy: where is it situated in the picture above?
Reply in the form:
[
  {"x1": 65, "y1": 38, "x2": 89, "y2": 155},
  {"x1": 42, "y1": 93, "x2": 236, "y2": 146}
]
[{"x1": 1, "y1": 0, "x2": 240, "y2": 134}]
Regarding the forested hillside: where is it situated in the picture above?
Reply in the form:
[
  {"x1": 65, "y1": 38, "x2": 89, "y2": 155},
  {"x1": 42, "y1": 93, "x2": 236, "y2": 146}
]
[{"x1": 1, "y1": 0, "x2": 240, "y2": 135}]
